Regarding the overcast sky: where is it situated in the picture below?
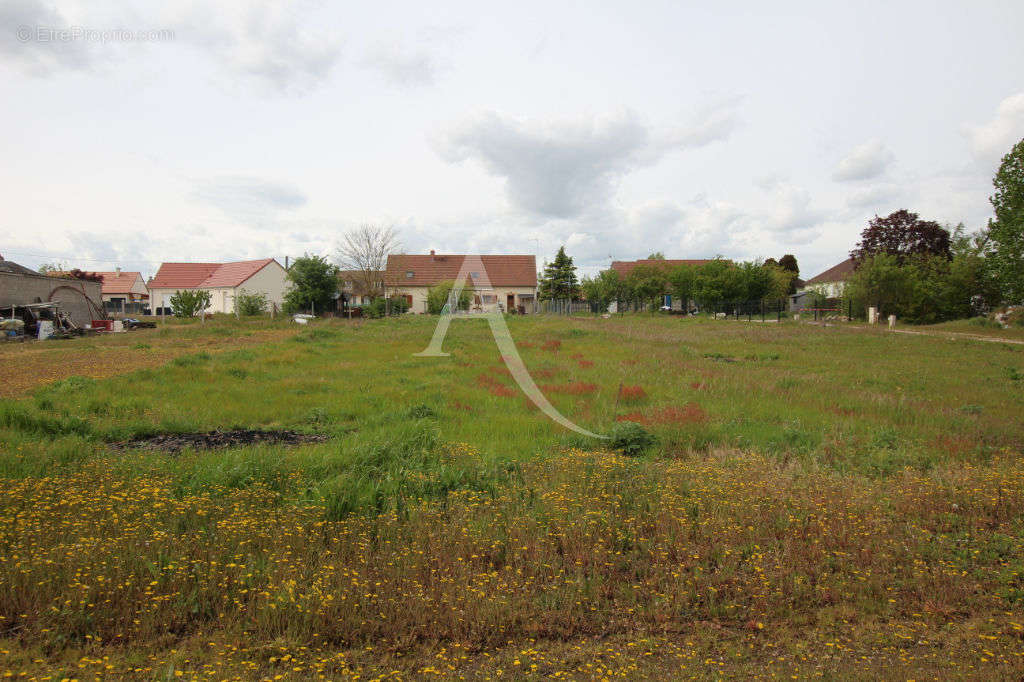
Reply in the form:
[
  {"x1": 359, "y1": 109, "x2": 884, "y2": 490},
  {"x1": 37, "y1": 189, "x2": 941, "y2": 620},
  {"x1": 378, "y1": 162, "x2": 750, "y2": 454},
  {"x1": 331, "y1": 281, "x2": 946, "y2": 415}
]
[{"x1": 2, "y1": 0, "x2": 1023, "y2": 279}]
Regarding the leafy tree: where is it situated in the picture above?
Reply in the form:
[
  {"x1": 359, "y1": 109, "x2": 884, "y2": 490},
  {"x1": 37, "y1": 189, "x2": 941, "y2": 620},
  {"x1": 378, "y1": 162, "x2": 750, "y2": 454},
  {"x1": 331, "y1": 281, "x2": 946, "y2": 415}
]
[
  {"x1": 739, "y1": 261, "x2": 775, "y2": 301},
  {"x1": 283, "y1": 255, "x2": 338, "y2": 314},
  {"x1": 778, "y1": 254, "x2": 800, "y2": 293},
  {"x1": 235, "y1": 289, "x2": 268, "y2": 316},
  {"x1": 426, "y1": 280, "x2": 471, "y2": 314},
  {"x1": 538, "y1": 246, "x2": 581, "y2": 301},
  {"x1": 363, "y1": 296, "x2": 410, "y2": 318},
  {"x1": 988, "y1": 137, "x2": 1024, "y2": 303},
  {"x1": 694, "y1": 259, "x2": 745, "y2": 304},
  {"x1": 778, "y1": 254, "x2": 799, "y2": 275},
  {"x1": 646, "y1": 252, "x2": 666, "y2": 260},
  {"x1": 843, "y1": 254, "x2": 915, "y2": 318},
  {"x1": 580, "y1": 269, "x2": 623, "y2": 310},
  {"x1": 626, "y1": 265, "x2": 669, "y2": 308},
  {"x1": 851, "y1": 210, "x2": 951, "y2": 264},
  {"x1": 169, "y1": 289, "x2": 212, "y2": 318},
  {"x1": 37, "y1": 262, "x2": 68, "y2": 274},
  {"x1": 667, "y1": 264, "x2": 698, "y2": 308}
]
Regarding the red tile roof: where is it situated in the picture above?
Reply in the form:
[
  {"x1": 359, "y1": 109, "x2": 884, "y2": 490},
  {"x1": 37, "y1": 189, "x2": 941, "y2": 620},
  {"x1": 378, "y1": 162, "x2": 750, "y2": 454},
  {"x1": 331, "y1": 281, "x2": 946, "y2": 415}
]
[
  {"x1": 86, "y1": 271, "x2": 145, "y2": 295},
  {"x1": 386, "y1": 254, "x2": 537, "y2": 288},
  {"x1": 610, "y1": 259, "x2": 715, "y2": 277},
  {"x1": 149, "y1": 259, "x2": 277, "y2": 289},
  {"x1": 804, "y1": 258, "x2": 856, "y2": 285}
]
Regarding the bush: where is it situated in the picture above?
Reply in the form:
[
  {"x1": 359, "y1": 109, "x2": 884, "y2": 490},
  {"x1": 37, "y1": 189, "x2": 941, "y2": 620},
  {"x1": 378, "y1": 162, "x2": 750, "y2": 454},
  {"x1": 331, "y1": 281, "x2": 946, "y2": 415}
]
[
  {"x1": 169, "y1": 289, "x2": 212, "y2": 318},
  {"x1": 427, "y1": 281, "x2": 470, "y2": 314},
  {"x1": 235, "y1": 289, "x2": 268, "y2": 316},
  {"x1": 362, "y1": 296, "x2": 410, "y2": 319},
  {"x1": 607, "y1": 421, "x2": 657, "y2": 456}
]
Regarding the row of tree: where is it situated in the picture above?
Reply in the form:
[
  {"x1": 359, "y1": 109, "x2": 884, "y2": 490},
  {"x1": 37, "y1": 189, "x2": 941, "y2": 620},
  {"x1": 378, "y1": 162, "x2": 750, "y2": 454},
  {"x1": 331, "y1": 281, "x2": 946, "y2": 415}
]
[{"x1": 838, "y1": 138, "x2": 1024, "y2": 321}]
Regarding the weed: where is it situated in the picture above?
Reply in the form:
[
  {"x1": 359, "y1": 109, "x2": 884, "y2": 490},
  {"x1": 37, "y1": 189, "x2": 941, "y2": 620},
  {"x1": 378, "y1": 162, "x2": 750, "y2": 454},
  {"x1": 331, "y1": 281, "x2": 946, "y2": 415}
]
[{"x1": 607, "y1": 421, "x2": 657, "y2": 456}]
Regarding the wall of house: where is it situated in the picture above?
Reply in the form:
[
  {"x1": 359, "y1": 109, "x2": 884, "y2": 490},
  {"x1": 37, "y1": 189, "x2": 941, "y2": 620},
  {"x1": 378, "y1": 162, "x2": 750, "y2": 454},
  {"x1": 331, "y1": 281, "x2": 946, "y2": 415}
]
[
  {"x1": 238, "y1": 262, "x2": 288, "y2": 311},
  {"x1": 0, "y1": 272, "x2": 103, "y2": 326},
  {"x1": 393, "y1": 286, "x2": 537, "y2": 314}
]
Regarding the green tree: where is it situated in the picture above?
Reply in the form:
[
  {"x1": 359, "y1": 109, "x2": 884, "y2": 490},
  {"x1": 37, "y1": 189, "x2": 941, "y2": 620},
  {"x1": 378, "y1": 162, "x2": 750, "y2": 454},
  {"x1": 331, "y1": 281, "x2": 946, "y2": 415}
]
[
  {"x1": 235, "y1": 289, "x2": 268, "y2": 316},
  {"x1": 739, "y1": 261, "x2": 775, "y2": 301},
  {"x1": 626, "y1": 264, "x2": 669, "y2": 309},
  {"x1": 169, "y1": 289, "x2": 212, "y2": 318},
  {"x1": 843, "y1": 254, "x2": 915, "y2": 318},
  {"x1": 988, "y1": 137, "x2": 1024, "y2": 303},
  {"x1": 694, "y1": 259, "x2": 745, "y2": 305},
  {"x1": 283, "y1": 255, "x2": 338, "y2": 314},
  {"x1": 778, "y1": 254, "x2": 800, "y2": 293},
  {"x1": 646, "y1": 252, "x2": 665, "y2": 260},
  {"x1": 538, "y1": 246, "x2": 581, "y2": 301},
  {"x1": 667, "y1": 264, "x2": 697, "y2": 308},
  {"x1": 580, "y1": 269, "x2": 623, "y2": 310},
  {"x1": 426, "y1": 280, "x2": 471, "y2": 314}
]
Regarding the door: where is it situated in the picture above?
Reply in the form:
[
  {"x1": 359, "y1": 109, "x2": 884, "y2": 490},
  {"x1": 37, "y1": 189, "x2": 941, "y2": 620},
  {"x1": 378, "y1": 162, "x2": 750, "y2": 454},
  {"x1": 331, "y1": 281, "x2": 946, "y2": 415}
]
[
  {"x1": 404, "y1": 294, "x2": 412, "y2": 309},
  {"x1": 507, "y1": 294, "x2": 515, "y2": 311}
]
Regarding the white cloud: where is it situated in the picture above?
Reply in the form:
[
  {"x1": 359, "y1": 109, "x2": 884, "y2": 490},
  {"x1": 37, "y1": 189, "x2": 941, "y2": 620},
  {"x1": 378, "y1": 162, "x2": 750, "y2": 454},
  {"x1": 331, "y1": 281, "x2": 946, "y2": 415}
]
[
  {"x1": 0, "y1": 0, "x2": 105, "y2": 75},
  {"x1": 438, "y1": 111, "x2": 654, "y2": 218},
  {"x1": 963, "y1": 93, "x2": 1024, "y2": 165},
  {"x1": 165, "y1": 1, "x2": 341, "y2": 93},
  {"x1": 664, "y1": 96, "x2": 743, "y2": 149},
  {"x1": 832, "y1": 139, "x2": 894, "y2": 182},
  {"x1": 361, "y1": 43, "x2": 438, "y2": 87},
  {"x1": 191, "y1": 175, "x2": 307, "y2": 225},
  {"x1": 845, "y1": 183, "x2": 900, "y2": 210}
]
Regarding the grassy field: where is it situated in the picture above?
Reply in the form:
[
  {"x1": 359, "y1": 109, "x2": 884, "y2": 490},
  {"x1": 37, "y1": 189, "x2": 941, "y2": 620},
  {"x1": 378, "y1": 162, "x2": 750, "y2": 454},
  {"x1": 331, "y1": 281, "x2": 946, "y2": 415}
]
[{"x1": 1, "y1": 314, "x2": 1023, "y2": 679}]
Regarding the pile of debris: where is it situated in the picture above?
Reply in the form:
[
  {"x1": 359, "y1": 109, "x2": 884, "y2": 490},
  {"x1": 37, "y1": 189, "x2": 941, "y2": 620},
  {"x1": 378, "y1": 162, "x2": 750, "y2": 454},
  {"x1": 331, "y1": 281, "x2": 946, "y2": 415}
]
[{"x1": 3, "y1": 302, "x2": 96, "y2": 340}]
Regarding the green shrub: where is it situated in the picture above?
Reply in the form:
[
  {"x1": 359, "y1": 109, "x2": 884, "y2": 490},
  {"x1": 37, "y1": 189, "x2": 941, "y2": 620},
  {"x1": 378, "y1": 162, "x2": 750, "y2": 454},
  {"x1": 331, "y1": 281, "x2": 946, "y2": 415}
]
[
  {"x1": 362, "y1": 296, "x2": 410, "y2": 318},
  {"x1": 426, "y1": 281, "x2": 470, "y2": 314},
  {"x1": 608, "y1": 422, "x2": 656, "y2": 456},
  {"x1": 235, "y1": 289, "x2": 269, "y2": 316}
]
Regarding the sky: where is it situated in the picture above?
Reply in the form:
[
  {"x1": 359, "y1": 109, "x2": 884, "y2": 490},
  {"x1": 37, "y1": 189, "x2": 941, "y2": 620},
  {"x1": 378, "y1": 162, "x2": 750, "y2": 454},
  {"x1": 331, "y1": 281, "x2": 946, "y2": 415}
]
[{"x1": 1, "y1": 0, "x2": 1023, "y2": 280}]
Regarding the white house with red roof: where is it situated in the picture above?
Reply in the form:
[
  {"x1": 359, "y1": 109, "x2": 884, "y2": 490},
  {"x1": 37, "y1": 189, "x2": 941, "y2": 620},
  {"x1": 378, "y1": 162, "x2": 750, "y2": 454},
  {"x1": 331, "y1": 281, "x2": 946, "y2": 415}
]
[{"x1": 148, "y1": 258, "x2": 288, "y2": 315}]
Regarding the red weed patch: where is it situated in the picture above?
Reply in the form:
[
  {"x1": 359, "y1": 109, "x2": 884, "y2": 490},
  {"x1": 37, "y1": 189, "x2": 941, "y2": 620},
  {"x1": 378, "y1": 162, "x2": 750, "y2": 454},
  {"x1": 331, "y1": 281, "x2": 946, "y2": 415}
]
[
  {"x1": 490, "y1": 365, "x2": 511, "y2": 376},
  {"x1": 571, "y1": 352, "x2": 584, "y2": 360},
  {"x1": 578, "y1": 359, "x2": 594, "y2": 368},
  {"x1": 534, "y1": 368, "x2": 558, "y2": 379},
  {"x1": 542, "y1": 382, "x2": 598, "y2": 395},
  {"x1": 690, "y1": 381, "x2": 708, "y2": 391},
  {"x1": 541, "y1": 340, "x2": 562, "y2": 352},
  {"x1": 618, "y1": 385, "x2": 647, "y2": 402},
  {"x1": 489, "y1": 385, "x2": 517, "y2": 398},
  {"x1": 616, "y1": 403, "x2": 707, "y2": 426},
  {"x1": 449, "y1": 400, "x2": 473, "y2": 412},
  {"x1": 621, "y1": 359, "x2": 639, "y2": 366},
  {"x1": 517, "y1": 341, "x2": 535, "y2": 349}
]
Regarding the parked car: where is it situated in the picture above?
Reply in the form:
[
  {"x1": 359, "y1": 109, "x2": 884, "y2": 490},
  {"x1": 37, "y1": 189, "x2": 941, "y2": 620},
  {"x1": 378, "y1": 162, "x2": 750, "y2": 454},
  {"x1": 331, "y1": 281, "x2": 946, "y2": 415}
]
[{"x1": 122, "y1": 318, "x2": 156, "y2": 329}]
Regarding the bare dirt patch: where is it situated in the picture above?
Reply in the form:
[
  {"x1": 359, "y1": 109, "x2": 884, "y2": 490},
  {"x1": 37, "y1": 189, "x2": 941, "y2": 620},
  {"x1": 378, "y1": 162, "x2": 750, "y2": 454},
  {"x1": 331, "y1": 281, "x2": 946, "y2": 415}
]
[{"x1": 111, "y1": 429, "x2": 327, "y2": 453}]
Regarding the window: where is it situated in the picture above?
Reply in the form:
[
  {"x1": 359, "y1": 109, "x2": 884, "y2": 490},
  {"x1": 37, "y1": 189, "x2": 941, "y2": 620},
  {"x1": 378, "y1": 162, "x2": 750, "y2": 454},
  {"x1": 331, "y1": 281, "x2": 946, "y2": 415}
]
[
  {"x1": 482, "y1": 294, "x2": 497, "y2": 304},
  {"x1": 343, "y1": 280, "x2": 352, "y2": 288},
  {"x1": 470, "y1": 272, "x2": 480, "y2": 279},
  {"x1": 406, "y1": 271, "x2": 414, "y2": 279}
]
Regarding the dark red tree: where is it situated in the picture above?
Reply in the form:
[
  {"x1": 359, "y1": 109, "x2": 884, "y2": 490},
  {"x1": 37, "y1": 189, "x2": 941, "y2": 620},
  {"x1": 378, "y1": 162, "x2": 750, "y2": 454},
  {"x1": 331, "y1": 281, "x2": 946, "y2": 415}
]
[
  {"x1": 850, "y1": 210, "x2": 951, "y2": 263},
  {"x1": 778, "y1": 254, "x2": 799, "y2": 276}
]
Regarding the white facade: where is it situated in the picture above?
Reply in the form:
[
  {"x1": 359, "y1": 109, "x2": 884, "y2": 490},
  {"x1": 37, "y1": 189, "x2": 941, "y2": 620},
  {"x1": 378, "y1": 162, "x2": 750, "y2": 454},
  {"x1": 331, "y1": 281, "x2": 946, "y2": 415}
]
[
  {"x1": 394, "y1": 285, "x2": 538, "y2": 314},
  {"x1": 150, "y1": 261, "x2": 288, "y2": 314}
]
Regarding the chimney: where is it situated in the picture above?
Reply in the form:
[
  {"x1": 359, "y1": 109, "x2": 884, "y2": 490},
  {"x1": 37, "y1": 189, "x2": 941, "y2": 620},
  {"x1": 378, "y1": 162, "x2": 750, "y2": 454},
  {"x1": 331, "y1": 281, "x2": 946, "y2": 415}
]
[
  {"x1": 430, "y1": 249, "x2": 435, "y2": 257},
  {"x1": 115, "y1": 266, "x2": 121, "y2": 276}
]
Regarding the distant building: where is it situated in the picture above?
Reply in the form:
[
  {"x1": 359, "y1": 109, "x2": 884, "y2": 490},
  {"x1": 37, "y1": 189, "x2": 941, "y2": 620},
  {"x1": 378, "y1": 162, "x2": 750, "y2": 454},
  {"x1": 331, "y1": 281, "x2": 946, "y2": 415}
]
[
  {"x1": 386, "y1": 252, "x2": 537, "y2": 314},
  {"x1": 0, "y1": 255, "x2": 103, "y2": 326},
  {"x1": 801, "y1": 258, "x2": 857, "y2": 298},
  {"x1": 148, "y1": 259, "x2": 288, "y2": 315},
  {"x1": 86, "y1": 269, "x2": 149, "y2": 315}
]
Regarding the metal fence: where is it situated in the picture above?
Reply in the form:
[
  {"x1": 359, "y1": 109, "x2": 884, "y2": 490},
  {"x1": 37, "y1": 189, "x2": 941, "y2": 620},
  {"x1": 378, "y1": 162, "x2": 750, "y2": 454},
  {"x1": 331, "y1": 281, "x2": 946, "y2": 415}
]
[{"x1": 538, "y1": 299, "x2": 602, "y2": 315}]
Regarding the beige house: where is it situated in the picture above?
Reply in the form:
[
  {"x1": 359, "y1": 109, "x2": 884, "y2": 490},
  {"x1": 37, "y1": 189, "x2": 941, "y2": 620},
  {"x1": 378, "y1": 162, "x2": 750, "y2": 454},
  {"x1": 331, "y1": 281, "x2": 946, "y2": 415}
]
[
  {"x1": 338, "y1": 270, "x2": 384, "y2": 306},
  {"x1": 148, "y1": 259, "x2": 288, "y2": 315},
  {"x1": 87, "y1": 269, "x2": 149, "y2": 315},
  {"x1": 386, "y1": 252, "x2": 537, "y2": 314}
]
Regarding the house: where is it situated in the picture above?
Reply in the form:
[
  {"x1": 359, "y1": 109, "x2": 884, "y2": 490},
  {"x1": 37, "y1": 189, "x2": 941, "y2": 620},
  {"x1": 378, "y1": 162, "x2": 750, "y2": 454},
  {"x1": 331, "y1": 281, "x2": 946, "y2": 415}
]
[
  {"x1": 0, "y1": 255, "x2": 103, "y2": 326},
  {"x1": 800, "y1": 258, "x2": 856, "y2": 299},
  {"x1": 386, "y1": 252, "x2": 537, "y2": 314},
  {"x1": 88, "y1": 269, "x2": 149, "y2": 315},
  {"x1": 148, "y1": 259, "x2": 288, "y2": 315},
  {"x1": 337, "y1": 270, "x2": 384, "y2": 306},
  {"x1": 610, "y1": 258, "x2": 714, "y2": 310}
]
